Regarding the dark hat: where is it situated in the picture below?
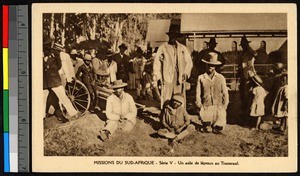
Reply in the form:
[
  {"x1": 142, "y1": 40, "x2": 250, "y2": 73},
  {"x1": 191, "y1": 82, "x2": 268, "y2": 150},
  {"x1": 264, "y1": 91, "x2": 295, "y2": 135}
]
[
  {"x1": 166, "y1": 19, "x2": 182, "y2": 37},
  {"x1": 98, "y1": 48, "x2": 114, "y2": 59},
  {"x1": 109, "y1": 79, "x2": 128, "y2": 89},
  {"x1": 240, "y1": 36, "x2": 251, "y2": 46},
  {"x1": 136, "y1": 47, "x2": 143, "y2": 54},
  {"x1": 100, "y1": 49, "x2": 114, "y2": 57},
  {"x1": 202, "y1": 52, "x2": 222, "y2": 65},
  {"x1": 118, "y1": 43, "x2": 128, "y2": 49},
  {"x1": 208, "y1": 37, "x2": 218, "y2": 45},
  {"x1": 43, "y1": 37, "x2": 54, "y2": 45}
]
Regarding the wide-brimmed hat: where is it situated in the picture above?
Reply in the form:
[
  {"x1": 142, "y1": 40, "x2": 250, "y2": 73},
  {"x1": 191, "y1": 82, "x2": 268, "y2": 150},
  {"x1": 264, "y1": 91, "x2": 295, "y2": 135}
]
[
  {"x1": 202, "y1": 52, "x2": 222, "y2": 65},
  {"x1": 97, "y1": 49, "x2": 114, "y2": 59},
  {"x1": 100, "y1": 48, "x2": 114, "y2": 57},
  {"x1": 166, "y1": 19, "x2": 182, "y2": 37},
  {"x1": 239, "y1": 36, "x2": 251, "y2": 46},
  {"x1": 52, "y1": 43, "x2": 64, "y2": 51},
  {"x1": 84, "y1": 54, "x2": 92, "y2": 61},
  {"x1": 118, "y1": 43, "x2": 128, "y2": 50},
  {"x1": 70, "y1": 49, "x2": 77, "y2": 55},
  {"x1": 97, "y1": 72, "x2": 109, "y2": 76},
  {"x1": 274, "y1": 62, "x2": 284, "y2": 71},
  {"x1": 208, "y1": 37, "x2": 218, "y2": 45},
  {"x1": 251, "y1": 74, "x2": 263, "y2": 86},
  {"x1": 109, "y1": 79, "x2": 128, "y2": 89}
]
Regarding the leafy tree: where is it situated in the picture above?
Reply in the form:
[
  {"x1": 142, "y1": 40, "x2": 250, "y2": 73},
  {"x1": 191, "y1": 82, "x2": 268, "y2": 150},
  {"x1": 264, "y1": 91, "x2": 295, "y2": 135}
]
[{"x1": 43, "y1": 13, "x2": 181, "y2": 52}]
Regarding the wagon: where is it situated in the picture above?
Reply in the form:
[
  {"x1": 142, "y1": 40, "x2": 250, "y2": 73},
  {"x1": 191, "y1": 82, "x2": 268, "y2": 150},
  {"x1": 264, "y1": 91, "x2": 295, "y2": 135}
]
[
  {"x1": 65, "y1": 79, "x2": 145, "y2": 115},
  {"x1": 65, "y1": 80, "x2": 91, "y2": 115}
]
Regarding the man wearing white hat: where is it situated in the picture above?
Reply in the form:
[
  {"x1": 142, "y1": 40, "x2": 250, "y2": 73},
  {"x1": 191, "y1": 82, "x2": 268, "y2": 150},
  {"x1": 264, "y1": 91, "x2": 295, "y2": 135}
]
[
  {"x1": 195, "y1": 52, "x2": 229, "y2": 134},
  {"x1": 69, "y1": 49, "x2": 84, "y2": 74},
  {"x1": 54, "y1": 43, "x2": 76, "y2": 87},
  {"x1": 43, "y1": 40, "x2": 78, "y2": 121},
  {"x1": 98, "y1": 80, "x2": 137, "y2": 141}
]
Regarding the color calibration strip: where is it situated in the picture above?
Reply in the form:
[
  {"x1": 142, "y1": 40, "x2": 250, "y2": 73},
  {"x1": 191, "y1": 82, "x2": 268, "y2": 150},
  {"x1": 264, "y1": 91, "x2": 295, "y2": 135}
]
[
  {"x1": 9, "y1": 5, "x2": 19, "y2": 172},
  {"x1": 17, "y1": 5, "x2": 30, "y2": 172},
  {"x1": 3, "y1": 5, "x2": 10, "y2": 173},
  {"x1": 3, "y1": 5, "x2": 29, "y2": 173}
]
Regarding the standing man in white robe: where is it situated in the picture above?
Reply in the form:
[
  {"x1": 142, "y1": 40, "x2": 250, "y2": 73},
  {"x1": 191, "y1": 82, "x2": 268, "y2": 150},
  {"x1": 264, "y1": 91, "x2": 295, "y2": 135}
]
[{"x1": 153, "y1": 19, "x2": 193, "y2": 108}]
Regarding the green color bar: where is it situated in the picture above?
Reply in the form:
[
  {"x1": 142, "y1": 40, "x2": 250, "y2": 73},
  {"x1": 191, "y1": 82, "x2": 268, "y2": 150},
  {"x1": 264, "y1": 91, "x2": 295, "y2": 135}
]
[{"x1": 3, "y1": 90, "x2": 9, "y2": 132}]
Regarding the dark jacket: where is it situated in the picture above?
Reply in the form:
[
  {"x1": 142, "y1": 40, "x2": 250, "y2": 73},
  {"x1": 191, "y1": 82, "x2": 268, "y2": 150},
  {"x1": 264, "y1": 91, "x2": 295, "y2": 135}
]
[
  {"x1": 195, "y1": 49, "x2": 209, "y2": 75},
  {"x1": 128, "y1": 60, "x2": 135, "y2": 74},
  {"x1": 76, "y1": 63, "x2": 95, "y2": 94},
  {"x1": 43, "y1": 53, "x2": 62, "y2": 89},
  {"x1": 113, "y1": 53, "x2": 130, "y2": 81},
  {"x1": 238, "y1": 48, "x2": 256, "y2": 80},
  {"x1": 255, "y1": 48, "x2": 268, "y2": 64}
]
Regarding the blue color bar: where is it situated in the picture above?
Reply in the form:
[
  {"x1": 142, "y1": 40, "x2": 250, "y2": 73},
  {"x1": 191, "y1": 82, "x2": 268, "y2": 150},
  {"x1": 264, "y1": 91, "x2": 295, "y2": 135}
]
[{"x1": 4, "y1": 132, "x2": 10, "y2": 172}]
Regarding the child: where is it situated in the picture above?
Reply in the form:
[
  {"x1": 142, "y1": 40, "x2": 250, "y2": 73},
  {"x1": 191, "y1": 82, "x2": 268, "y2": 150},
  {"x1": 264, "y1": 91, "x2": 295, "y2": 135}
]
[
  {"x1": 76, "y1": 54, "x2": 99, "y2": 112},
  {"x1": 267, "y1": 62, "x2": 285, "y2": 114},
  {"x1": 133, "y1": 47, "x2": 147, "y2": 100},
  {"x1": 157, "y1": 93, "x2": 195, "y2": 149},
  {"x1": 142, "y1": 56, "x2": 155, "y2": 100},
  {"x1": 128, "y1": 58, "x2": 136, "y2": 90},
  {"x1": 272, "y1": 71, "x2": 288, "y2": 133},
  {"x1": 249, "y1": 73, "x2": 268, "y2": 130}
]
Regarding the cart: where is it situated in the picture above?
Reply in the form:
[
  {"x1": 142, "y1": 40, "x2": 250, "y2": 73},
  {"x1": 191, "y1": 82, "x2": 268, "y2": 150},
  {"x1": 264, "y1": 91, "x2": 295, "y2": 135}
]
[
  {"x1": 65, "y1": 80, "x2": 91, "y2": 115},
  {"x1": 65, "y1": 80, "x2": 145, "y2": 115}
]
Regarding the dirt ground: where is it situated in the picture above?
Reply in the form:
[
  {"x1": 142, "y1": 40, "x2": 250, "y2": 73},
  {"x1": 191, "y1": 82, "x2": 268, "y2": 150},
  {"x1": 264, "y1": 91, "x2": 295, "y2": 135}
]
[{"x1": 44, "y1": 90, "x2": 288, "y2": 157}]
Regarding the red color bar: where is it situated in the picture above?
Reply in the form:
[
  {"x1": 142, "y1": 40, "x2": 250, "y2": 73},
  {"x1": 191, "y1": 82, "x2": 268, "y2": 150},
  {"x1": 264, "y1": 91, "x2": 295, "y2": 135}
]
[{"x1": 3, "y1": 5, "x2": 9, "y2": 48}]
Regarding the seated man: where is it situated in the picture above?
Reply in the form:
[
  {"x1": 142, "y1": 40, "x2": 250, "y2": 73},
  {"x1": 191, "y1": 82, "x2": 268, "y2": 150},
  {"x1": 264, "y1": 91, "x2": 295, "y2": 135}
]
[
  {"x1": 98, "y1": 80, "x2": 137, "y2": 141},
  {"x1": 157, "y1": 93, "x2": 195, "y2": 145}
]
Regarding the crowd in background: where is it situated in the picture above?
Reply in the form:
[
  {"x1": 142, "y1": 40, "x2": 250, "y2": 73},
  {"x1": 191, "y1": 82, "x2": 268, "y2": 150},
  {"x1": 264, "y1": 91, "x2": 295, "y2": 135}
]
[{"x1": 43, "y1": 19, "x2": 288, "y2": 149}]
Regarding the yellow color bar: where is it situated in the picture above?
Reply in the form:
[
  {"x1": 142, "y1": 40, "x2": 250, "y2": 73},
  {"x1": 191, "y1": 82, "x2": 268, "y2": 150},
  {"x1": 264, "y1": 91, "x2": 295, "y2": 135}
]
[{"x1": 3, "y1": 48, "x2": 9, "y2": 90}]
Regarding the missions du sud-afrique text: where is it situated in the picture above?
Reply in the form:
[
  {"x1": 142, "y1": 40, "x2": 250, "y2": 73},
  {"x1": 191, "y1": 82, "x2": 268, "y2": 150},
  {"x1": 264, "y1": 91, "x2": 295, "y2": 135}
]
[{"x1": 94, "y1": 160, "x2": 239, "y2": 165}]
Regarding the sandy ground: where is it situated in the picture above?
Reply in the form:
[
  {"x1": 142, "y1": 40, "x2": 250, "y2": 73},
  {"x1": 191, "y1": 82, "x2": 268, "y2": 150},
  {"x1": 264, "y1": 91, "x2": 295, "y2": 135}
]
[{"x1": 44, "y1": 90, "x2": 288, "y2": 157}]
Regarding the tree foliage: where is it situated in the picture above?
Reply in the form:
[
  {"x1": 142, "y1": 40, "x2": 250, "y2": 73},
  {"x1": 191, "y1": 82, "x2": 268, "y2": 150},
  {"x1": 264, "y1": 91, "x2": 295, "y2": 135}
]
[{"x1": 43, "y1": 13, "x2": 181, "y2": 52}]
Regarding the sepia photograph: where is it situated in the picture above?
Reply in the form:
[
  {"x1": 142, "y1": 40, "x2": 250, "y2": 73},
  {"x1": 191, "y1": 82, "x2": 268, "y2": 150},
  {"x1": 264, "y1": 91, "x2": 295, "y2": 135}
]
[{"x1": 32, "y1": 3, "x2": 297, "y2": 172}]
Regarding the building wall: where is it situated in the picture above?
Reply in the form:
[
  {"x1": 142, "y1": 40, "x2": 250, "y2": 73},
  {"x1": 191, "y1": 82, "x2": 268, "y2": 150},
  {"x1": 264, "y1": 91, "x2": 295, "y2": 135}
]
[{"x1": 186, "y1": 37, "x2": 287, "y2": 54}]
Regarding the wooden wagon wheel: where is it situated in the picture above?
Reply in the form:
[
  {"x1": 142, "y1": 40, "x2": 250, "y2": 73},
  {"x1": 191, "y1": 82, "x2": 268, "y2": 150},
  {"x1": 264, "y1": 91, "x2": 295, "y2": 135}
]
[{"x1": 65, "y1": 80, "x2": 91, "y2": 115}]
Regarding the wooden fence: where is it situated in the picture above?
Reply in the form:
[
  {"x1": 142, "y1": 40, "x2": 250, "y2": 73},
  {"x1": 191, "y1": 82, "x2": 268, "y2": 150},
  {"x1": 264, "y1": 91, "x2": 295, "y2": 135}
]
[{"x1": 221, "y1": 64, "x2": 275, "y2": 91}]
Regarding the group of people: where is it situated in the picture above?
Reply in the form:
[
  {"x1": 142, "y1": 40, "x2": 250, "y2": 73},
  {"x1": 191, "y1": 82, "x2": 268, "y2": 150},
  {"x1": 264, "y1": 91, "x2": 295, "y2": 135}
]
[
  {"x1": 98, "y1": 20, "x2": 230, "y2": 144},
  {"x1": 43, "y1": 19, "x2": 288, "y2": 149}
]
